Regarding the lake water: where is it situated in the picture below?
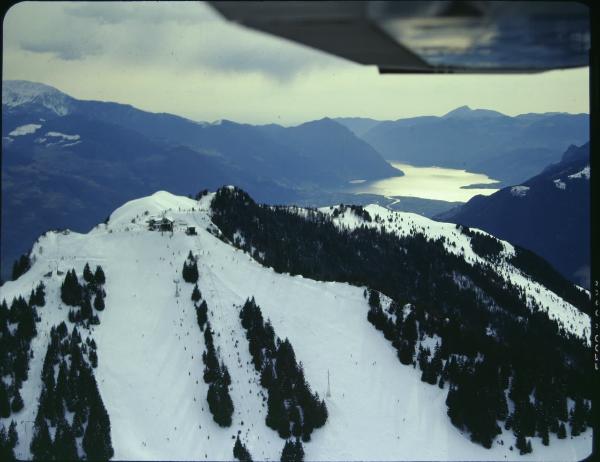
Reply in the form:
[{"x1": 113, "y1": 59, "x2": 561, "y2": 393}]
[{"x1": 347, "y1": 162, "x2": 500, "y2": 203}]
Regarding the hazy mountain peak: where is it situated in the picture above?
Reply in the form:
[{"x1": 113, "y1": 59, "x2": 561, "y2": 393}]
[
  {"x1": 2, "y1": 79, "x2": 74, "y2": 115},
  {"x1": 443, "y1": 105, "x2": 505, "y2": 119}
]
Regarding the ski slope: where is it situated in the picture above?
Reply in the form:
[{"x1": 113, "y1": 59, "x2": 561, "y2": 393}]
[
  {"x1": 319, "y1": 204, "x2": 591, "y2": 343},
  {"x1": 0, "y1": 191, "x2": 592, "y2": 461}
]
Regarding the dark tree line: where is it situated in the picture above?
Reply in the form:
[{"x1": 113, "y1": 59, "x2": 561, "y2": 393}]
[
  {"x1": 239, "y1": 298, "x2": 327, "y2": 442},
  {"x1": 190, "y1": 275, "x2": 234, "y2": 427},
  {"x1": 210, "y1": 186, "x2": 592, "y2": 452},
  {"x1": 331, "y1": 204, "x2": 372, "y2": 222},
  {"x1": 458, "y1": 225, "x2": 504, "y2": 261},
  {"x1": 199, "y1": 298, "x2": 233, "y2": 427},
  {"x1": 196, "y1": 300, "x2": 208, "y2": 332},
  {"x1": 11, "y1": 254, "x2": 31, "y2": 281},
  {"x1": 510, "y1": 246, "x2": 589, "y2": 312},
  {"x1": 280, "y1": 438, "x2": 304, "y2": 462},
  {"x1": 233, "y1": 435, "x2": 253, "y2": 462},
  {"x1": 0, "y1": 421, "x2": 18, "y2": 461},
  {"x1": 0, "y1": 284, "x2": 43, "y2": 420},
  {"x1": 62, "y1": 265, "x2": 106, "y2": 326},
  {"x1": 182, "y1": 251, "x2": 199, "y2": 283},
  {"x1": 30, "y1": 323, "x2": 113, "y2": 461},
  {"x1": 192, "y1": 283, "x2": 208, "y2": 331},
  {"x1": 202, "y1": 321, "x2": 233, "y2": 427}
]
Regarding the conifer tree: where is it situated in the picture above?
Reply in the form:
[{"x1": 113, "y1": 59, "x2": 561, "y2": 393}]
[
  {"x1": 94, "y1": 266, "x2": 106, "y2": 285},
  {"x1": 0, "y1": 421, "x2": 18, "y2": 461},
  {"x1": 8, "y1": 421, "x2": 18, "y2": 452},
  {"x1": 397, "y1": 340, "x2": 415, "y2": 365},
  {"x1": 266, "y1": 387, "x2": 288, "y2": 437},
  {"x1": 11, "y1": 254, "x2": 30, "y2": 281},
  {"x1": 55, "y1": 360, "x2": 69, "y2": 407},
  {"x1": 89, "y1": 349, "x2": 98, "y2": 368},
  {"x1": 367, "y1": 289, "x2": 380, "y2": 310},
  {"x1": 53, "y1": 418, "x2": 78, "y2": 461},
  {"x1": 182, "y1": 252, "x2": 199, "y2": 283},
  {"x1": 233, "y1": 435, "x2": 253, "y2": 462},
  {"x1": 515, "y1": 433, "x2": 532, "y2": 455},
  {"x1": 196, "y1": 301, "x2": 208, "y2": 331},
  {"x1": 72, "y1": 405, "x2": 85, "y2": 437},
  {"x1": 30, "y1": 412, "x2": 53, "y2": 461},
  {"x1": 417, "y1": 345, "x2": 430, "y2": 373},
  {"x1": 16, "y1": 299, "x2": 37, "y2": 341},
  {"x1": 0, "y1": 426, "x2": 15, "y2": 461},
  {"x1": 570, "y1": 396, "x2": 587, "y2": 437},
  {"x1": 83, "y1": 263, "x2": 94, "y2": 284},
  {"x1": 557, "y1": 422, "x2": 567, "y2": 439},
  {"x1": 222, "y1": 364, "x2": 232, "y2": 387},
  {"x1": 0, "y1": 382, "x2": 10, "y2": 418},
  {"x1": 81, "y1": 293, "x2": 93, "y2": 321},
  {"x1": 191, "y1": 284, "x2": 202, "y2": 302},
  {"x1": 280, "y1": 438, "x2": 304, "y2": 462},
  {"x1": 93, "y1": 291, "x2": 105, "y2": 311},
  {"x1": 61, "y1": 270, "x2": 83, "y2": 307},
  {"x1": 294, "y1": 439, "x2": 305, "y2": 462},
  {"x1": 206, "y1": 378, "x2": 234, "y2": 427},
  {"x1": 82, "y1": 381, "x2": 114, "y2": 461},
  {"x1": 540, "y1": 424, "x2": 549, "y2": 446},
  {"x1": 33, "y1": 282, "x2": 46, "y2": 306},
  {"x1": 10, "y1": 388, "x2": 24, "y2": 413},
  {"x1": 0, "y1": 300, "x2": 9, "y2": 335}
]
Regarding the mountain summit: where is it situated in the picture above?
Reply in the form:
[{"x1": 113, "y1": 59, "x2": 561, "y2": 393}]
[
  {"x1": 2, "y1": 80, "x2": 74, "y2": 115},
  {"x1": 0, "y1": 187, "x2": 592, "y2": 460},
  {"x1": 1, "y1": 80, "x2": 401, "y2": 281},
  {"x1": 442, "y1": 105, "x2": 506, "y2": 119}
]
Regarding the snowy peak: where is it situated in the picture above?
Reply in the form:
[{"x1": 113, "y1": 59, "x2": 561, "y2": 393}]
[
  {"x1": 2, "y1": 80, "x2": 74, "y2": 115},
  {"x1": 0, "y1": 187, "x2": 593, "y2": 461}
]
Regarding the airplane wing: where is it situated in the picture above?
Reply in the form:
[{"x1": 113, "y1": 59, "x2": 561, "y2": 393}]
[{"x1": 209, "y1": 1, "x2": 590, "y2": 73}]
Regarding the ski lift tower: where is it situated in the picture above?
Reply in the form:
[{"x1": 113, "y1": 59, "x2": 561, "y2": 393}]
[{"x1": 326, "y1": 369, "x2": 331, "y2": 398}]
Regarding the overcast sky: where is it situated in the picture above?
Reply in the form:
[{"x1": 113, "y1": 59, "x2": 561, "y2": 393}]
[{"x1": 2, "y1": 1, "x2": 590, "y2": 126}]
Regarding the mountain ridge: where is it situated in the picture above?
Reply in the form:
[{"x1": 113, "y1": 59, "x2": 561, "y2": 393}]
[
  {"x1": 1, "y1": 80, "x2": 401, "y2": 280},
  {"x1": 0, "y1": 187, "x2": 592, "y2": 460},
  {"x1": 437, "y1": 143, "x2": 590, "y2": 288}
]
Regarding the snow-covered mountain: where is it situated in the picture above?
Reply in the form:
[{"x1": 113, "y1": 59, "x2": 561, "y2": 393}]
[
  {"x1": 2, "y1": 80, "x2": 74, "y2": 116},
  {"x1": 0, "y1": 188, "x2": 592, "y2": 461},
  {"x1": 1, "y1": 79, "x2": 401, "y2": 282},
  {"x1": 438, "y1": 143, "x2": 590, "y2": 288}
]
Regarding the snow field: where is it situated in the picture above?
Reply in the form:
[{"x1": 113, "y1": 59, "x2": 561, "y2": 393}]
[{"x1": 0, "y1": 191, "x2": 592, "y2": 460}]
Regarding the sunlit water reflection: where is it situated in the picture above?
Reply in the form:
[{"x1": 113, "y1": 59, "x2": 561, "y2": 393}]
[{"x1": 347, "y1": 162, "x2": 500, "y2": 203}]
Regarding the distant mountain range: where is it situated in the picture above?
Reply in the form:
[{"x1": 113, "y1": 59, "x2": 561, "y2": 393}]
[
  {"x1": 2, "y1": 80, "x2": 590, "y2": 286},
  {"x1": 437, "y1": 143, "x2": 590, "y2": 288},
  {"x1": 1, "y1": 80, "x2": 399, "y2": 279},
  {"x1": 337, "y1": 106, "x2": 589, "y2": 186}
]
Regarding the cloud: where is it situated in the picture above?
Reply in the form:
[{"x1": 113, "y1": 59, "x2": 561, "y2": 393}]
[
  {"x1": 19, "y1": 36, "x2": 103, "y2": 61},
  {"x1": 63, "y1": 2, "x2": 218, "y2": 25},
  {"x1": 195, "y1": 22, "x2": 348, "y2": 82},
  {"x1": 4, "y1": 2, "x2": 343, "y2": 81}
]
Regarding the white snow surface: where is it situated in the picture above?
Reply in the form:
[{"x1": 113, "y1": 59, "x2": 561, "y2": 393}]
[
  {"x1": 318, "y1": 204, "x2": 590, "y2": 343},
  {"x1": 568, "y1": 166, "x2": 590, "y2": 180},
  {"x1": 0, "y1": 191, "x2": 592, "y2": 461},
  {"x1": 8, "y1": 124, "x2": 42, "y2": 136},
  {"x1": 45, "y1": 131, "x2": 81, "y2": 141},
  {"x1": 2, "y1": 80, "x2": 73, "y2": 115},
  {"x1": 510, "y1": 186, "x2": 530, "y2": 197},
  {"x1": 553, "y1": 179, "x2": 566, "y2": 190}
]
